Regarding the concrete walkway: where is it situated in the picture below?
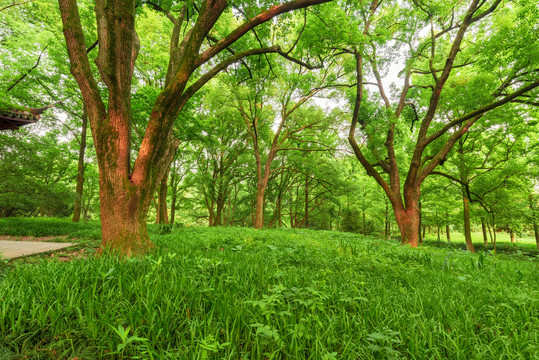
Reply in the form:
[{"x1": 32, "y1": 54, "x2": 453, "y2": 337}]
[{"x1": 0, "y1": 240, "x2": 76, "y2": 259}]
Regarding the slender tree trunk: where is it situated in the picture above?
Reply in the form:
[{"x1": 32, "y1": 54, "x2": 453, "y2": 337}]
[
  {"x1": 491, "y1": 215, "x2": 497, "y2": 253},
  {"x1": 254, "y1": 181, "x2": 267, "y2": 229},
  {"x1": 230, "y1": 184, "x2": 238, "y2": 226},
  {"x1": 534, "y1": 224, "x2": 539, "y2": 250},
  {"x1": 456, "y1": 141, "x2": 475, "y2": 252},
  {"x1": 72, "y1": 110, "x2": 88, "y2": 223},
  {"x1": 384, "y1": 199, "x2": 390, "y2": 239},
  {"x1": 170, "y1": 172, "x2": 177, "y2": 225},
  {"x1": 446, "y1": 225, "x2": 451, "y2": 242},
  {"x1": 277, "y1": 192, "x2": 282, "y2": 227},
  {"x1": 157, "y1": 169, "x2": 170, "y2": 224},
  {"x1": 510, "y1": 230, "x2": 515, "y2": 243},
  {"x1": 481, "y1": 219, "x2": 488, "y2": 248},
  {"x1": 305, "y1": 175, "x2": 309, "y2": 229},
  {"x1": 461, "y1": 196, "x2": 475, "y2": 252},
  {"x1": 422, "y1": 226, "x2": 426, "y2": 241}
]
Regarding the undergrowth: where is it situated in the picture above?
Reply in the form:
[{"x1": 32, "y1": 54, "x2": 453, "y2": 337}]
[{"x1": 0, "y1": 221, "x2": 538, "y2": 359}]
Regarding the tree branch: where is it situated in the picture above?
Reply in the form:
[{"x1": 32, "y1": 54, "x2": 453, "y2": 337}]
[
  {"x1": 6, "y1": 45, "x2": 48, "y2": 92},
  {"x1": 195, "y1": 0, "x2": 332, "y2": 68}
]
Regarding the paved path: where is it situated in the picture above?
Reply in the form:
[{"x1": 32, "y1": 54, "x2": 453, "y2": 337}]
[{"x1": 0, "y1": 240, "x2": 76, "y2": 259}]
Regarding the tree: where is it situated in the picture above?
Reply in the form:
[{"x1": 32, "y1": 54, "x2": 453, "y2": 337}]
[
  {"x1": 430, "y1": 116, "x2": 536, "y2": 251},
  {"x1": 58, "y1": 0, "x2": 333, "y2": 255},
  {"x1": 228, "y1": 63, "x2": 332, "y2": 228},
  {"x1": 310, "y1": 0, "x2": 539, "y2": 246}
]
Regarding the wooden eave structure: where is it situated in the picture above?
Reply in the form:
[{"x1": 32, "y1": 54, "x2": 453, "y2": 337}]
[{"x1": 0, "y1": 104, "x2": 55, "y2": 131}]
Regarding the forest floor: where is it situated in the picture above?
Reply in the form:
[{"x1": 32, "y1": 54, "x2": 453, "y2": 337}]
[{"x1": 0, "y1": 218, "x2": 538, "y2": 359}]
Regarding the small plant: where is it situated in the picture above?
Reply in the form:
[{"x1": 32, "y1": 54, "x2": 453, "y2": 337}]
[
  {"x1": 109, "y1": 325, "x2": 149, "y2": 357},
  {"x1": 366, "y1": 329, "x2": 403, "y2": 359}
]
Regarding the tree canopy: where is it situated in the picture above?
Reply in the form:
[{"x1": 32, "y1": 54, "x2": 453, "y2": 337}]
[{"x1": 0, "y1": 0, "x2": 537, "y2": 254}]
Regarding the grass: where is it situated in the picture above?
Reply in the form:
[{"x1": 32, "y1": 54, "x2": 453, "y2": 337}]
[
  {"x1": 0, "y1": 219, "x2": 538, "y2": 359},
  {"x1": 0, "y1": 217, "x2": 102, "y2": 240},
  {"x1": 424, "y1": 231, "x2": 539, "y2": 255}
]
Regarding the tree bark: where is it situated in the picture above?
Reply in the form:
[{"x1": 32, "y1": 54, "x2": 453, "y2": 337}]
[
  {"x1": 72, "y1": 109, "x2": 88, "y2": 223},
  {"x1": 510, "y1": 230, "x2": 515, "y2": 243},
  {"x1": 170, "y1": 171, "x2": 177, "y2": 225},
  {"x1": 305, "y1": 174, "x2": 309, "y2": 229},
  {"x1": 446, "y1": 224, "x2": 451, "y2": 242},
  {"x1": 457, "y1": 140, "x2": 475, "y2": 252},
  {"x1": 384, "y1": 199, "x2": 390, "y2": 239},
  {"x1": 481, "y1": 219, "x2": 488, "y2": 248},
  {"x1": 394, "y1": 198, "x2": 420, "y2": 247},
  {"x1": 214, "y1": 194, "x2": 225, "y2": 226},
  {"x1": 254, "y1": 176, "x2": 269, "y2": 229},
  {"x1": 534, "y1": 224, "x2": 539, "y2": 250},
  {"x1": 157, "y1": 169, "x2": 170, "y2": 224},
  {"x1": 98, "y1": 175, "x2": 154, "y2": 255},
  {"x1": 461, "y1": 196, "x2": 475, "y2": 252},
  {"x1": 491, "y1": 215, "x2": 497, "y2": 253}
]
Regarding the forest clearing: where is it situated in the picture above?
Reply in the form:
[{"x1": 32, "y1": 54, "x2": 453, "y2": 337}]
[{"x1": 0, "y1": 0, "x2": 538, "y2": 358}]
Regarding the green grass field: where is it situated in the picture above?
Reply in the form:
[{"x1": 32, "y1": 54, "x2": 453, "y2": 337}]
[
  {"x1": 0, "y1": 219, "x2": 538, "y2": 359},
  {"x1": 424, "y1": 230, "x2": 537, "y2": 245},
  {"x1": 423, "y1": 230, "x2": 539, "y2": 255}
]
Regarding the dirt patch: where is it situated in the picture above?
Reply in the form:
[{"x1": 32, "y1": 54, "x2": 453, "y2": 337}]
[{"x1": 47, "y1": 247, "x2": 93, "y2": 261}]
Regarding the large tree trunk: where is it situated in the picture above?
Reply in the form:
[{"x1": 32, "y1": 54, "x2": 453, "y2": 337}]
[
  {"x1": 72, "y1": 109, "x2": 88, "y2": 223},
  {"x1": 214, "y1": 194, "x2": 225, "y2": 226},
  {"x1": 446, "y1": 225, "x2": 451, "y2": 242},
  {"x1": 394, "y1": 200, "x2": 420, "y2": 247},
  {"x1": 98, "y1": 173, "x2": 154, "y2": 255},
  {"x1": 510, "y1": 230, "x2": 516, "y2": 243}
]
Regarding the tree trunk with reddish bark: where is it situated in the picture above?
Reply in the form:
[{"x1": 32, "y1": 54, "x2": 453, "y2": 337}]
[
  {"x1": 59, "y1": 0, "x2": 332, "y2": 255},
  {"x1": 253, "y1": 169, "x2": 271, "y2": 229},
  {"x1": 393, "y1": 195, "x2": 420, "y2": 247}
]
